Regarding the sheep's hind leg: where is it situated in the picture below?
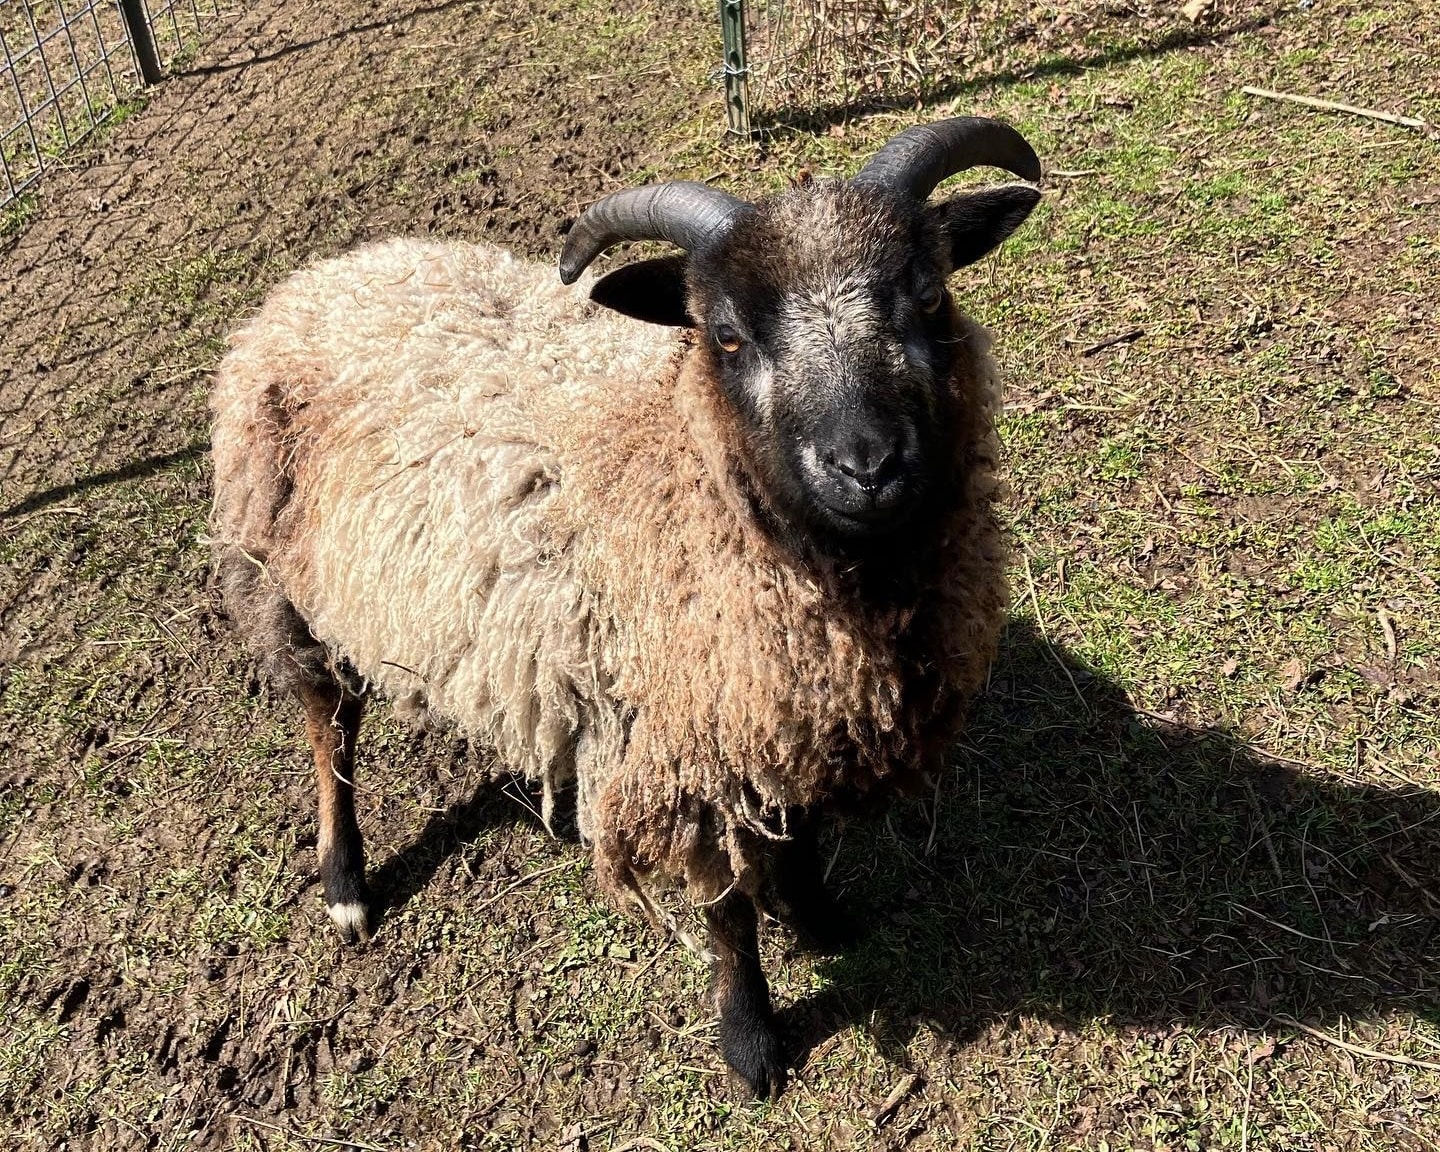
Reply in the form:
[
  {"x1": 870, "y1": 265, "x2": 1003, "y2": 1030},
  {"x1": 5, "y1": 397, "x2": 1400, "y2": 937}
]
[
  {"x1": 706, "y1": 891, "x2": 786, "y2": 1099},
  {"x1": 297, "y1": 680, "x2": 369, "y2": 942}
]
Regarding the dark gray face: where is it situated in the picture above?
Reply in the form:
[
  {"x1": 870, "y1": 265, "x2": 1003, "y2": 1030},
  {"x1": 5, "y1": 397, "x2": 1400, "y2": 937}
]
[
  {"x1": 587, "y1": 175, "x2": 1039, "y2": 554},
  {"x1": 692, "y1": 181, "x2": 952, "y2": 543}
]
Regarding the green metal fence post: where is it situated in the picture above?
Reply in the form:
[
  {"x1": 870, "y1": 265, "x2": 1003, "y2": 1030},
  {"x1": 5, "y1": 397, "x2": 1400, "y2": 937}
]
[{"x1": 719, "y1": 0, "x2": 749, "y2": 136}]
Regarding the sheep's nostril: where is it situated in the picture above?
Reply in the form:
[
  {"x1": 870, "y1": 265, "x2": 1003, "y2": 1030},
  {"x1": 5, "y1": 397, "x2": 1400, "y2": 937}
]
[{"x1": 823, "y1": 439, "x2": 900, "y2": 493}]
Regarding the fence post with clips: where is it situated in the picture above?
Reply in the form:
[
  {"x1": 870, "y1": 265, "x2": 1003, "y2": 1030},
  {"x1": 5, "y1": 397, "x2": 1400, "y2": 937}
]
[{"x1": 719, "y1": 0, "x2": 749, "y2": 136}]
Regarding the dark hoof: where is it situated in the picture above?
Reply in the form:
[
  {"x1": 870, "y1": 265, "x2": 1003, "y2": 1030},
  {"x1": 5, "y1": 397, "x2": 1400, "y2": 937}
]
[{"x1": 719, "y1": 1007, "x2": 787, "y2": 1099}]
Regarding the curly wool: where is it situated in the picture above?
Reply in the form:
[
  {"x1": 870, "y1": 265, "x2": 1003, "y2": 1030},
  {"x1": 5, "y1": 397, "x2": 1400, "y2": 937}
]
[{"x1": 210, "y1": 237, "x2": 1008, "y2": 908}]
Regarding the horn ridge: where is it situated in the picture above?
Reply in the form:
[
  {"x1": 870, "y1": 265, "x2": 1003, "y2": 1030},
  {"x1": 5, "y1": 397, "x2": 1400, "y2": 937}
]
[
  {"x1": 852, "y1": 116, "x2": 1042, "y2": 201},
  {"x1": 559, "y1": 182, "x2": 750, "y2": 284}
]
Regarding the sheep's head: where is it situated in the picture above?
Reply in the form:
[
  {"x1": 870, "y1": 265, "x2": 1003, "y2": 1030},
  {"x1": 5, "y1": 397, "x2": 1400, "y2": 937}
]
[{"x1": 559, "y1": 117, "x2": 1041, "y2": 554}]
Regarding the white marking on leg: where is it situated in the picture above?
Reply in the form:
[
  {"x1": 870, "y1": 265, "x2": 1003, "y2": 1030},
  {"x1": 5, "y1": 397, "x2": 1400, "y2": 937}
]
[{"x1": 327, "y1": 901, "x2": 370, "y2": 940}]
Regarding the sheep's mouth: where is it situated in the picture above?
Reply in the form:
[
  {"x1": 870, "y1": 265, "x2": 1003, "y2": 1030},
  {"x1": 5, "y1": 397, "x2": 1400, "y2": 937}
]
[
  {"x1": 806, "y1": 476, "x2": 925, "y2": 541},
  {"x1": 819, "y1": 480, "x2": 908, "y2": 522}
]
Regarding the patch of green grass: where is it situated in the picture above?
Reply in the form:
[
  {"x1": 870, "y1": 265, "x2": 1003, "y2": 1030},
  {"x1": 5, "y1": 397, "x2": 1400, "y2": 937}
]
[
  {"x1": 1, "y1": 189, "x2": 41, "y2": 240},
  {"x1": 123, "y1": 247, "x2": 255, "y2": 322}
]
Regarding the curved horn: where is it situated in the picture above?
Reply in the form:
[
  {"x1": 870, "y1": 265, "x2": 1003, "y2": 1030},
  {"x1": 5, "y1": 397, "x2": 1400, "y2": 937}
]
[
  {"x1": 559, "y1": 182, "x2": 750, "y2": 284},
  {"x1": 852, "y1": 116, "x2": 1042, "y2": 201}
]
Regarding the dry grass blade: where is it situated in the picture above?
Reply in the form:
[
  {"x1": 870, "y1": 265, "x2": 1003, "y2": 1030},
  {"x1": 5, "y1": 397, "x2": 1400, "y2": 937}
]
[
  {"x1": 871, "y1": 1072, "x2": 919, "y2": 1128},
  {"x1": 609, "y1": 1139, "x2": 677, "y2": 1152},
  {"x1": 234, "y1": 1115, "x2": 393, "y2": 1151},
  {"x1": 472, "y1": 859, "x2": 572, "y2": 912},
  {"x1": 1230, "y1": 902, "x2": 1356, "y2": 947},
  {"x1": 1241, "y1": 85, "x2": 1429, "y2": 131},
  {"x1": 1274, "y1": 1016, "x2": 1440, "y2": 1072},
  {"x1": 1377, "y1": 605, "x2": 1398, "y2": 663}
]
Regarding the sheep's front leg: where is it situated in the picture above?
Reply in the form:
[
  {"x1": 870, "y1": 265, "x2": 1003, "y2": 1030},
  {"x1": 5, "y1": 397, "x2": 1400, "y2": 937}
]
[
  {"x1": 768, "y1": 811, "x2": 859, "y2": 954},
  {"x1": 706, "y1": 891, "x2": 785, "y2": 1098},
  {"x1": 297, "y1": 681, "x2": 369, "y2": 942}
]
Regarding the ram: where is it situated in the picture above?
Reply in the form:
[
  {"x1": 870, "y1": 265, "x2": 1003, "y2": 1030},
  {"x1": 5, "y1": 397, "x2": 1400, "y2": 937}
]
[{"x1": 210, "y1": 116, "x2": 1042, "y2": 1096}]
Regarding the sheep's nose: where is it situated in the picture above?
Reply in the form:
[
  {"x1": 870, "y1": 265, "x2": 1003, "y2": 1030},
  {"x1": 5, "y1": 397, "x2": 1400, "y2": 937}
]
[{"x1": 821, "y1": 436, "x2": 901, "y2": 495}]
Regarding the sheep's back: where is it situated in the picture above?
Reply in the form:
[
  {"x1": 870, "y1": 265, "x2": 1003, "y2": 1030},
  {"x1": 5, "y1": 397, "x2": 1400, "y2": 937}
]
[{"x1": 210, "y1": 238, "x2": 676, "y2": 779}]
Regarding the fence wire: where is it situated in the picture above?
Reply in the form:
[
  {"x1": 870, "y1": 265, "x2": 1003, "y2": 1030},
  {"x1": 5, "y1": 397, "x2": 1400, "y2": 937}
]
[
  {"x1": 1, "y1": 0, "x2": 221, "y2": 209},
  {"x1": 740, "y1": 1, "x2": 1260, "y2": 130},
  {"x1": 744, "y1": 0, "x2": 976, "y2": 120}
]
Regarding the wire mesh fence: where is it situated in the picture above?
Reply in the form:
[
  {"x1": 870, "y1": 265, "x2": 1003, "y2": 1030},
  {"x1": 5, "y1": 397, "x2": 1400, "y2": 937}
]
[
  {"x1": 1, "y1": 0, "x2": 222, "y2": 210},
  {"x1": 737, "y1": 1, "x2": 1262, "y2": 132},
  {"x1": 742, "y1": 0, "x2": 978, "y2": 122}
]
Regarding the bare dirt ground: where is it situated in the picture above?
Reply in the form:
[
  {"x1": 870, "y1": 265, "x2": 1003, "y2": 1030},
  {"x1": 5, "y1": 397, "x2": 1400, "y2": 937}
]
[{"x1": 2, "y1": 0, "x2": 1439, "y2": 1149}]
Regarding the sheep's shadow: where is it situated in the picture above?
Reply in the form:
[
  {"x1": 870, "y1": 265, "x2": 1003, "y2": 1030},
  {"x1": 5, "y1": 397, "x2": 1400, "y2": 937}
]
[
  {"x1": 785, "y1": 621, "x2": 1440, "y2": 1061},
  {"x1": 363, "y1": 746, "x2": 583, "y2": 928},
  {"x1": 366, "y1": 778, "x2": 507, "y2": 927}
]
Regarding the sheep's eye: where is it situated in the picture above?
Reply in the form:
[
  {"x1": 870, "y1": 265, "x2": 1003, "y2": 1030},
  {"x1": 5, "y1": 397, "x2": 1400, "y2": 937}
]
[
  {"x1": 713, "y1": 324, "x2": 744, "y2": 354},
  {"x1": 918, "y1": 285, "x2": 944, "y2": 314}
]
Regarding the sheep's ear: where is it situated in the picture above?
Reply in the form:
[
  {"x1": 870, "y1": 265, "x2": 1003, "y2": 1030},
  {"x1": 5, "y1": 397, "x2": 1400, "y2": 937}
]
[
  {"x1": 929, "y1": 184, "x2": 1041, "y2": 269},
  {"x1": 589, "y1": 256, "x2": 695, "y2": 327}
]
